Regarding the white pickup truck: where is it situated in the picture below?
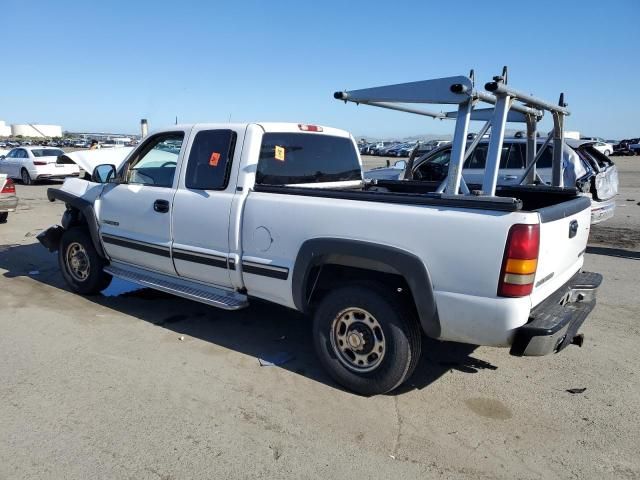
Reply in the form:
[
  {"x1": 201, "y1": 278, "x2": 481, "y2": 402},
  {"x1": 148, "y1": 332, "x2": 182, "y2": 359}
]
[{"x1": 37, "y1": 120, "x2": 602, "y2": 395}]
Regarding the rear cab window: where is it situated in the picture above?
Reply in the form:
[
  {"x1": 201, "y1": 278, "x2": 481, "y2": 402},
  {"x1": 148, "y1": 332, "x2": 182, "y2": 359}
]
[
  {"x1": 185, "y1": 129, "x2": 237, "y2": 190},
  {"x1": 256, "y1": 133, "x2": 361, "y2": 185}
]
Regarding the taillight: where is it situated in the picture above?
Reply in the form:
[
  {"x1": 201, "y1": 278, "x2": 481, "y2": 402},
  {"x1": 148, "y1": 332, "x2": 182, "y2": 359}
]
[
  {"x1": 298, "y1": 124, "x2": 323, "y2": 132},
  {"x1": 1, "y1": 178, "x2": 16, "y2": 194},
  {"x1": 33, "y1": 161, "x2": 47, "y2": 165},
  {"x1": 497, "y1": 224, "x2": 540, "y2": 297}
]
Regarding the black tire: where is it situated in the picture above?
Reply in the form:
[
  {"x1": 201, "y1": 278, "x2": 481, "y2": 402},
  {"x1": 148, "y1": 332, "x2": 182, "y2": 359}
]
[
  {"x1": 0, "y1": 212, "x2": 7, "y2": 223},
  {"x1": 313, "y1": 283, "x2": 422, "y2": 396},
  {"x1": 21, "y1": 168, "x2": 33, "y2": 185},
  {"x1": 58, "y1": 227, "x2": 112, "y2": 295}
]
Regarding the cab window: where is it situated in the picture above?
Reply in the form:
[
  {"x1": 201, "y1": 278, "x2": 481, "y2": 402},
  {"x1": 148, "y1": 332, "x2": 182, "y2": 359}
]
[{"x1": 256, "y1": 133, "x2": 361, "y2": 185}]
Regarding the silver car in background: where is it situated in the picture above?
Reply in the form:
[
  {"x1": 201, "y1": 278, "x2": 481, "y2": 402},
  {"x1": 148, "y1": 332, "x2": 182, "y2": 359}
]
[
  {"x1": 364, "y1": 137, "x2": 618, "y2": 224},
  {"x1": 0, "y1": 173, "x2": 18, "y2": 223}
]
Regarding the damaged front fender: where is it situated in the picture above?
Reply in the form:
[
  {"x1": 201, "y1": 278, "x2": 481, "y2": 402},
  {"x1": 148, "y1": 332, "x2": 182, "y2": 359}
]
[{"x1": 37, "y1": 225, "x2": 65, "y2": 252}]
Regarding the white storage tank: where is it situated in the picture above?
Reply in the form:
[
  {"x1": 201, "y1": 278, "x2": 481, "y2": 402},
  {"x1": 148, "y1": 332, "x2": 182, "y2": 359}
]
[
  {"x1": 10, "y1": 124, "x2": 63, "y2": 138},
  {"x1": 0, "y1": 120, "x2": 11, "y2": 137}
]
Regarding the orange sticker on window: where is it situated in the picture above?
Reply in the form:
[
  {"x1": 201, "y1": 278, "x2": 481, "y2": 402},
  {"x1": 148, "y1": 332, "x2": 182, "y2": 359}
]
[
  {"x1": 209, "y1": 152, "x2": 221, "y2": 166},
  {"x1": 274, "y1": 145, "x2": 285, "y2": 161}
]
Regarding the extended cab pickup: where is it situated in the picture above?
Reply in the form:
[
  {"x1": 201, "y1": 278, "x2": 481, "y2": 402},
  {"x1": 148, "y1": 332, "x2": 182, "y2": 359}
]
[{"x1": 39, "y1": 121, "x2": 601, "y2": 395}]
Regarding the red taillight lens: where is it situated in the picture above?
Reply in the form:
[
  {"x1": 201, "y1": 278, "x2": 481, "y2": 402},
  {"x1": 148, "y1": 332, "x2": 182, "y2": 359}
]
[
  {"x1": 498, "y1": 224, "x2": 540, "y2": 297},
  {"x1": 298, "y1": 124, "x2": 323, "y2": 132},
  {"x1": 33, "y1": 161, "x2": 47, "y2": 165},
  {"x1": 1, "y1": 178, "x2": 15, "y2": 194}
]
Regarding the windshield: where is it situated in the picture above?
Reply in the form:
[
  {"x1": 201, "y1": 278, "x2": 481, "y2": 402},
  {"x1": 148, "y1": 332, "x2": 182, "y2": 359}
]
[
  {"x1": 31, "y1": 148, "x2": 64, "y2": 157},
  {"x1": 256, "y1": 133, "x2": 361, "y2": 185}
]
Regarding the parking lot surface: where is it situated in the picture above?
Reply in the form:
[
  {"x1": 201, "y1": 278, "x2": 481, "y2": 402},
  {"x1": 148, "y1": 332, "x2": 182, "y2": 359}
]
[{"x1": 1, "y1": 157, "x2": 639, "y2": 479}]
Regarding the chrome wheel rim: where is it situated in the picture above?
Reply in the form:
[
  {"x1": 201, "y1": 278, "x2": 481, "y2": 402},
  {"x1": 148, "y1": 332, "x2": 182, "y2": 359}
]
[
  {"x1": 330, "y1": 307, "x2": 386, "y2": 373},
  {"x1": 66, "y1": 242, "x2": 90, "y2": 282}
]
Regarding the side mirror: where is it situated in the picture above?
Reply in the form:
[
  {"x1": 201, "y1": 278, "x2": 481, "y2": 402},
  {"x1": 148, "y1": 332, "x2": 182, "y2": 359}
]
[
  {"x1": 92, "y1": 164, "x2": 116, "y2": 183},
  {"x1": 393, "y1": 160, "x2": 407, "y2": 170},
  {"x1": 0, "y1": 155, "x2": 5, "y2": 160}
]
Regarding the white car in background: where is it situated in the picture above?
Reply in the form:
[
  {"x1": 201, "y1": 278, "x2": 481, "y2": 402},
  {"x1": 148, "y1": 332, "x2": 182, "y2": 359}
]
[
  {"x1": 581, "y1": 137, "x2": 613, "y2": 156},
  {"x1": 0, "y1": 146, "x2": 80, "y2": 185}
]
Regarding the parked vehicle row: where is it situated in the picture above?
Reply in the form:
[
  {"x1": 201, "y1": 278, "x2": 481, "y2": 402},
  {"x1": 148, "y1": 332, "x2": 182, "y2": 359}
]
[
  {"x1": 359, "y1": 139, "x2": 451, "y2": 157},
  {"x1": 0, "y1": 138, "x2": 140, "y2": 149},
  {"x1": 359, "y1": 141, "x2": 397, "y2": 155}
]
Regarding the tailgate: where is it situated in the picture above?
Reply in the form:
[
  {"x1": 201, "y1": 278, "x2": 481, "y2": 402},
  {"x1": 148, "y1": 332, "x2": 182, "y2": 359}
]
[{"x1": 530, "y1": 196, "x2": 592, "y2": 307}]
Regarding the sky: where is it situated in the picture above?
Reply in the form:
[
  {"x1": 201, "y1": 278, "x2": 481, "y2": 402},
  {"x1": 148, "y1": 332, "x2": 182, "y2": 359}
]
[{"x1": 1, "y1": 0, "x2": 639, "y2": 139}]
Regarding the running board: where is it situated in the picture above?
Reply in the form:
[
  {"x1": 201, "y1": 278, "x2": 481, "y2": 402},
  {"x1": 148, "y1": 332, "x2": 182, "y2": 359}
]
[{"x1": 104, "y1": 264, "x2": 249, "y2": 310}]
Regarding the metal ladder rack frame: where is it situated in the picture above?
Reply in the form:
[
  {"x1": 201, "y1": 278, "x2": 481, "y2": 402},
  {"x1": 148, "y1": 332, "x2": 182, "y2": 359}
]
[{"x1": 334, "y1": 68, "x2": 570, "y2": 198}]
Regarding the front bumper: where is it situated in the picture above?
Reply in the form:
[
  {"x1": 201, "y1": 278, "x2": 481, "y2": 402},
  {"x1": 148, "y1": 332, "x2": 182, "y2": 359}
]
[
  {"x1": 0, "y1": 194, "x2": 18, "y2": 212},
  {"x1": 510, "y1": 271, "x2": 602, "y2": 356}
]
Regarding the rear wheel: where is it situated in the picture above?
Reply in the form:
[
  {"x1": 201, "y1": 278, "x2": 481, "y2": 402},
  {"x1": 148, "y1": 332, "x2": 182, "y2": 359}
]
[
  {"x1": 59, "y1": 227, "x2": 112, "y2": 294},
  {"x1": 313, "y1": 283, "x2": 422, "y2": 396},
  {"x1": 0, "y1": 212, "x2": 7, "y2": 223},
  {"x1": 21, "y1": 168, "x2": 33, "y2": 185}
]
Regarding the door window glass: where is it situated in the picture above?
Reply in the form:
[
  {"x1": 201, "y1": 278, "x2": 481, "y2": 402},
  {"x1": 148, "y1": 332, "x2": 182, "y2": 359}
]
[
  {"x1": 537, "y1": 146, "x2": 553, "y2": 168},
  {"x1": 412, "y1": 149, "x2": 450, "y2": 180},
  {"x1": 504, "y1": 144, "x2": 525, "y2": 169},
  {"x1": 185, "y1": 129, "x2": 237, "y2": 190},
  {"x1": 463, "y1": 144, "x2": 511, "y2": 169},
  {"x1": 126, "y1": 132, "x2": 184, "y2": 187}
]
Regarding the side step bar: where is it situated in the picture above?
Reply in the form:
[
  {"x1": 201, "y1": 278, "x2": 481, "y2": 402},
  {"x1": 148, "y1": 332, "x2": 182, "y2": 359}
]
[{"x1": 104, "y1": 263, "x2": 249, "y2": 311}]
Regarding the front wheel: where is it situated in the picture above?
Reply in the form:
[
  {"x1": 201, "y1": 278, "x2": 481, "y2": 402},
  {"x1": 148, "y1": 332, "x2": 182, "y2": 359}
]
[
  {"x1": 604, "y1": 150, "x2": 611, "y2": 156},
  {"x1": 59, "y1": 227, "x2": 112, "y2": 294},
  {"x1": 313, "y1": 283, "x2": 422, "y2": 396}
]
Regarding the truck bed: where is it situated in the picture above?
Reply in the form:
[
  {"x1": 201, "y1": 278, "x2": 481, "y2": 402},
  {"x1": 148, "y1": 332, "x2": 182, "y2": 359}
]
[{"x1": 254, "y1": 179, "x2": 586, "y2": 214}]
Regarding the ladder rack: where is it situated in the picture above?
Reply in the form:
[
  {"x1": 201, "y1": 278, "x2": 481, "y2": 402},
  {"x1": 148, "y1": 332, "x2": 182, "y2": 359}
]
[{"x1": 334, "y1": 67, "x2": 570, "y2": 197}]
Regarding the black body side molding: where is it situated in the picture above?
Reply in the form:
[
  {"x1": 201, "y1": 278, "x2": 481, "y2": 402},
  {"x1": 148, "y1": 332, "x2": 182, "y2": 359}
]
[{"x1": 292, "y1": 238, "x2": 440, "y2": 338}]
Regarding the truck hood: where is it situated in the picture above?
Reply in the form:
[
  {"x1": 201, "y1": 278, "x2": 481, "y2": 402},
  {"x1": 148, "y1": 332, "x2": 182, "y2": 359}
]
[{"x1": 57, "y1": 147, "x2": 133, "y2": 174}]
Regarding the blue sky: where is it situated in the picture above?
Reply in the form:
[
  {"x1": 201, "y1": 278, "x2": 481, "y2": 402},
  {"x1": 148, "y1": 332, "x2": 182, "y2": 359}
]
[{"x1": 2, "y1": 0, "x2": 638, "y2": 139}]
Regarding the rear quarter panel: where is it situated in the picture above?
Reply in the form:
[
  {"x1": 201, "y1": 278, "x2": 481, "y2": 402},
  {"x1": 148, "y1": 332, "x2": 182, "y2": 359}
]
[{"x1": 241, "y1": 191, "x2": 536, "y2": 336}]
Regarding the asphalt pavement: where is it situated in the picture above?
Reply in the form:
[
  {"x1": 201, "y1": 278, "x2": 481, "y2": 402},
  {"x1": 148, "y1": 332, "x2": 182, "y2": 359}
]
[{"x1": 0, "y1": 156, "x2": 638, "y2": 479}]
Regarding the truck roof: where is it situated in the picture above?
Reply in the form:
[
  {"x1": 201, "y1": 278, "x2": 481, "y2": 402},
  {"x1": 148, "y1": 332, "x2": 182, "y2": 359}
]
[{"x1": 157, "y1": 122, "x2": 352, "y2": 138}]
